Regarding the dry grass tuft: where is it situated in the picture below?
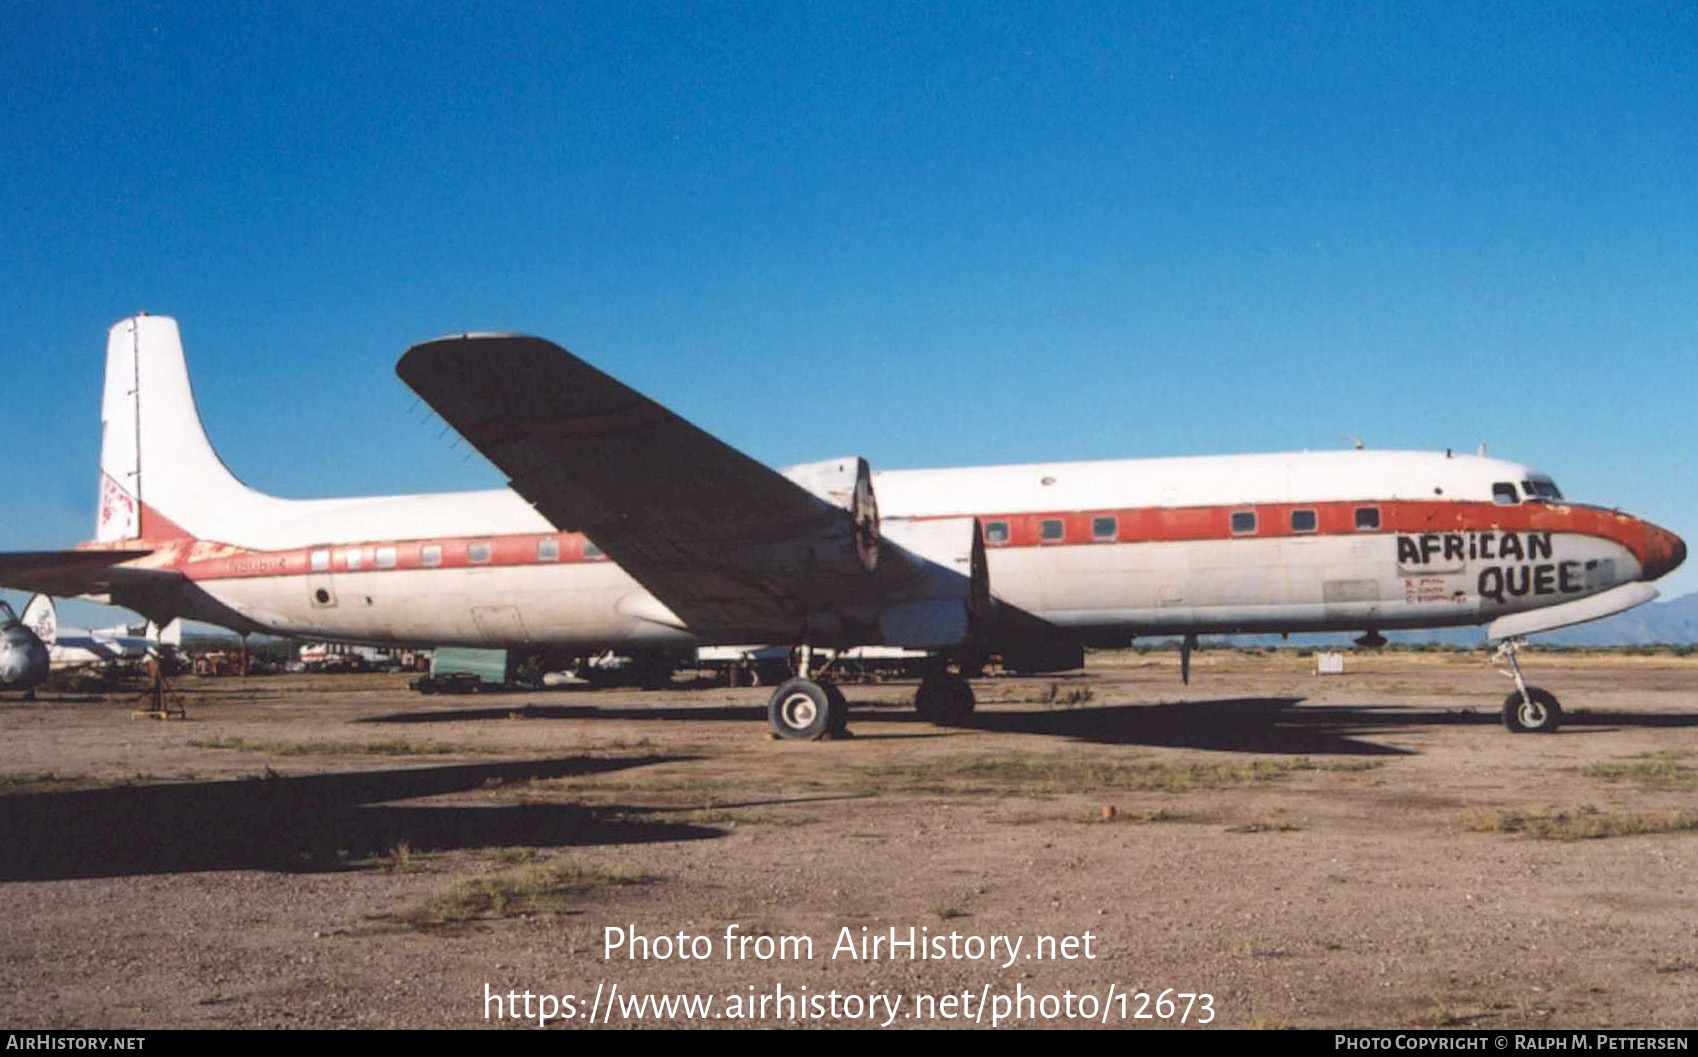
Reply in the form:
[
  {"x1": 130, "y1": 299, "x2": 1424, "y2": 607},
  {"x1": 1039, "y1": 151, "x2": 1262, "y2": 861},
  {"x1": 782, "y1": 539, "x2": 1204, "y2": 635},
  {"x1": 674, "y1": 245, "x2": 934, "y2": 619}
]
[
  {"x1": 191, "y1": 736, "x2": 496, "y2": 757},
  {"x1": 1584, "y1": 752, "x2": 1697, "y2": 792},
  {"x1": 859, "y1": 753, "x2": 1326, "y2": 796},
  {"x1": 1461, "y1": 805, "x2": 1698, "y2": 840},
  {"x1": 418, "y1": 861, "x2": 654, "y2": 924}
]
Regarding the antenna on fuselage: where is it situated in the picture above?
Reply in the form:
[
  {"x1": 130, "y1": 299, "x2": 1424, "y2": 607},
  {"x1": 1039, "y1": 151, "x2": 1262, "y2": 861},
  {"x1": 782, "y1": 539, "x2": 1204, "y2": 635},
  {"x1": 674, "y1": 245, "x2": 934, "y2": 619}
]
[{"x1": 1344, "y1": 434, "x2": 1365, "y2": 450}]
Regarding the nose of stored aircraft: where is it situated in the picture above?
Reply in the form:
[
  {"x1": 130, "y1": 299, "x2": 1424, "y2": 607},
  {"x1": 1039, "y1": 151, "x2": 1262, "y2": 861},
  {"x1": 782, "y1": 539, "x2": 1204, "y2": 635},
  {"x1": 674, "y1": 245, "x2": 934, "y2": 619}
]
[{"x1": 1640, "y1": 522, "x2": 1687, "y2": 582}]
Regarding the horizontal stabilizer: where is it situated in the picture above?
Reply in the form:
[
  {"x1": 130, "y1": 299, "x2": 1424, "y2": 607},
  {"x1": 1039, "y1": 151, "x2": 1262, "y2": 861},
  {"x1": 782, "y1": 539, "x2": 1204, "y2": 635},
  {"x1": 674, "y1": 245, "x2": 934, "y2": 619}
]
[
  {"x1": 0, "y1": 549, "x2": 160, "y2": 597},
  {"x1": 1487, "y1": 582, "x2": 1659, "y2": 641}
]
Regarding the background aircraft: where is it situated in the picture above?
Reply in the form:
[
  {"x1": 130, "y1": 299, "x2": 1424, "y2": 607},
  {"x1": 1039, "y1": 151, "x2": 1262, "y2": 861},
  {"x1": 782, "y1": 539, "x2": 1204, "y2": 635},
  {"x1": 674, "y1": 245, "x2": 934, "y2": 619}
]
[
  {"x1": 17, "y1": 594, "x2": 180, "y2": 671},
  {"x1": 0, "y1": 601, "x2": 50, "y2": 696}
]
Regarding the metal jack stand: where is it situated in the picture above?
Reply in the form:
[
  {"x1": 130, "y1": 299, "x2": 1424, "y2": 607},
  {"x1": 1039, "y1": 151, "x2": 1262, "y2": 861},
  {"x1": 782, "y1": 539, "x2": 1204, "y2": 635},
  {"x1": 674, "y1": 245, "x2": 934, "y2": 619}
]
[{"x1": 132, "y1": 656, "x2": 187, "y2": 720}]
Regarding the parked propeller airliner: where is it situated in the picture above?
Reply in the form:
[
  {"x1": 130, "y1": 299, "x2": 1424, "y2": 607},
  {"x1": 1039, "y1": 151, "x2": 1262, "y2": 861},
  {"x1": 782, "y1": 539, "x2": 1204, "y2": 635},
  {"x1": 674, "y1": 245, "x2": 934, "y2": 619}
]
[
  {"x1": 0, "y1": 316, "x2": 1684, "y2": 737},
  {"x1": 16, "y1": 594, "x2": 180, "y2": 671},
  {"x1": 0, "y1": 600, "x2": 50, "y2": 696}
]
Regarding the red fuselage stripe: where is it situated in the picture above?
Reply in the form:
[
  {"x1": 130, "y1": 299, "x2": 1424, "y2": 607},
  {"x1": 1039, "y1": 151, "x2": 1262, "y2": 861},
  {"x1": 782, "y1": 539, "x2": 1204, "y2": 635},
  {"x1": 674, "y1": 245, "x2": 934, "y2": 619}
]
[{"x1": 108, "y1": 499, "x2": 1659, "y2": 584}]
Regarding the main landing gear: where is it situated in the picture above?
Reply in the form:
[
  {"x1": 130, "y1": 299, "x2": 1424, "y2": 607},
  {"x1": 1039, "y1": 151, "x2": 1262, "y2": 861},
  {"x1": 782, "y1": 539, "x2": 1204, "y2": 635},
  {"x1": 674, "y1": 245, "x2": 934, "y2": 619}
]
[
  {"x1": 1493, "y1": 638, "x2": 1563, "y2": 734},
  {"x1": 914, "y1": 671, "x2": 975, "y2": 726},
  {"x1": 767, "y1": 678, "x2": 849, "y2": 740},
  {"x1": 766, "y1": 645, "x2": 849, "y2": 741},
  {"x1": 762, "y1": 649, "x2": 981, "y2": 738}
]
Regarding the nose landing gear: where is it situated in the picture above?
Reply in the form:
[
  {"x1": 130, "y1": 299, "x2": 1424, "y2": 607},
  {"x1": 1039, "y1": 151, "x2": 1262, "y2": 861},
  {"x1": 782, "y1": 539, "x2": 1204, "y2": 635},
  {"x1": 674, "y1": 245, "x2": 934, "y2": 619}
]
[{"x1": 1493, "y1": 638, "x2": 1563, "y2": 733}]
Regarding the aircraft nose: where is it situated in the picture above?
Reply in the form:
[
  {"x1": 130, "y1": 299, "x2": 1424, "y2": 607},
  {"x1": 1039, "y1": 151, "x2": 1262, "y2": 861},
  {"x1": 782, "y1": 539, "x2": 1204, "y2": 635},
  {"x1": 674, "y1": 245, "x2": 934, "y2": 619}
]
[{"x1": 1640, "y1": 522, "x2": 1687, "y2": 582}]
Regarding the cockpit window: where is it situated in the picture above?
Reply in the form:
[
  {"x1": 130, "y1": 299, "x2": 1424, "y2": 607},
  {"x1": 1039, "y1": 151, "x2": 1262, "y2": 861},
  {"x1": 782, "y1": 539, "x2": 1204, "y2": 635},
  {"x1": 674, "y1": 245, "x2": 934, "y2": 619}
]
[
  {"x1": 1492, "y1": 482, "x2": 1519, "y2": 505},
  {"x1": 1523, "y1": 476, "x2": 1563, "y2": 501},
  {"x1": 0, "y1": 601, "x2": 15, "y2": 626}
]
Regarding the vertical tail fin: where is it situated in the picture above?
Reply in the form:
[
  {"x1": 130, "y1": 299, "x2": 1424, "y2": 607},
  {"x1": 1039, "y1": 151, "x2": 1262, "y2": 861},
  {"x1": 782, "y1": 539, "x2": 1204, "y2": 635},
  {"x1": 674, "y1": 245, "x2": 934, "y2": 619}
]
[
  {"x1": 20, "y1": 595, "x2": 56, "y2": 647},
  {"x1": 97, "y1": 316, "x2": 270, "y2": 544}
]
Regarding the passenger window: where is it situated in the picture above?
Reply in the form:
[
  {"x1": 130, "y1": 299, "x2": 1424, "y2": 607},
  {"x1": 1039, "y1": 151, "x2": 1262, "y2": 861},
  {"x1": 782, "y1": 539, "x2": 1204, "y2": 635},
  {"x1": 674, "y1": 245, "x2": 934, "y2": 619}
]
[
  {"x1": 1354, "y1": 506, "x2": 1380, "y2": 531},
  {"x1": 583, "y1": 540, "x2": 605, "y2": 559},
  {"x1": 310, "y1": 549, "x2": 330, "y2": 572},
  {"x1": 1091, "y1": 515, "x2": 1118, "y2": 541},
  {"x1": 1039, "y1": 519, "x2": 1065, "y2": 542},
  {"x1": 468, "y1": 542, "x2": 492, "y2": 564},
  {"x1": 983, "y1": 521, "x2": 1009, "y2": 545},
  {"x1": 537, "y1": 537, "x2": 559, "y2": 562},
  {"x1": 343, "y1": 548, "x2": 362, "y2": 570},
  {"x1": 1290, "y1": 509, "x2": 1317, "y2": 533},
  {"x1": 420, "y1": 544, "x2": 441, "y2": 567},
  {"x1": 375, "y1": 547, "x2": 397, "y2": 569},
  {"x1": 1492, "y1": 482, "x2": 1519, "y2": 505},
  {"x1": 1230, "y1": 511, "x2": 1256, "y2": 535}
]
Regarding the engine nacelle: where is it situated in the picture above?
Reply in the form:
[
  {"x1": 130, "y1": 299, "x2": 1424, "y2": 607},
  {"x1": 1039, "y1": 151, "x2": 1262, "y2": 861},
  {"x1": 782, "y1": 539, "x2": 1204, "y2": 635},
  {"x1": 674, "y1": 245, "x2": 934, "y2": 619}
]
[
  {"x1": 873, "y1": 516, "x2": 991, "y2": 647},
  {"x1": 782, "y1": 456, "x2": 880, "y2": 571}
]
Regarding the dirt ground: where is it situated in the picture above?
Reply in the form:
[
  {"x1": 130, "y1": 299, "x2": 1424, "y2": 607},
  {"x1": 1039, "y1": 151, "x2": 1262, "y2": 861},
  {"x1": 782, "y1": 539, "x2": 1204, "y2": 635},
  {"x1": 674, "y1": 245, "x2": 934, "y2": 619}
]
[{"x1": 1, "y1": 648, "x2": 1695, "y2": 1030}]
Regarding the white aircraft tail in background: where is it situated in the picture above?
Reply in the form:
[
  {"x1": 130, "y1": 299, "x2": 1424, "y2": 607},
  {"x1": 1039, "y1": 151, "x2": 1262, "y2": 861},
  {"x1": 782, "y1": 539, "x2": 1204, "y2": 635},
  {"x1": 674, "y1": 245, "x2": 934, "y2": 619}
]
[{"x1": 18, "y1": 593, "x2": 179, "y2": 670}]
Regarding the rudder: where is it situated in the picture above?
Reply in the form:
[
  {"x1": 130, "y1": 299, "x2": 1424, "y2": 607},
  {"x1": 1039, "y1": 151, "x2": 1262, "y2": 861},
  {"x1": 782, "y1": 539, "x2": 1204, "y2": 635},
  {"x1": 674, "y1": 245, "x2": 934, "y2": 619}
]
[{"x1": 96, "y1": 316, "x2": 272, "y2": 544}]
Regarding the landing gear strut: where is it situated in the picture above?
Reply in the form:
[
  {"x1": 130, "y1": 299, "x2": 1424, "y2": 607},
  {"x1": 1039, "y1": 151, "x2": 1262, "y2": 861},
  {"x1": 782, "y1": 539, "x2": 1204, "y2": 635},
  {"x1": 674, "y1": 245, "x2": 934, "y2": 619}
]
[
  {"x1": 765, "y1": 645, "x2": 849, "y2": 740},
  {"x1": 1493, "y1": 638, "x2": 1562, "y2": 733}
]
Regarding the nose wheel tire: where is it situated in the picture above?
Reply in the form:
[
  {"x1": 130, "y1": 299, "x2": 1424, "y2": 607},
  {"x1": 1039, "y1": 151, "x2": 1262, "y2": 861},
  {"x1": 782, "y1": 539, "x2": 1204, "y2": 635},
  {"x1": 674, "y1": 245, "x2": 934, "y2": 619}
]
[
  {"x1": 1502, "y1": 686, "x2": 1562, "y2": 733},
  {"x1": 767, "y1": 679, "x2": 849, "y2": 740}
]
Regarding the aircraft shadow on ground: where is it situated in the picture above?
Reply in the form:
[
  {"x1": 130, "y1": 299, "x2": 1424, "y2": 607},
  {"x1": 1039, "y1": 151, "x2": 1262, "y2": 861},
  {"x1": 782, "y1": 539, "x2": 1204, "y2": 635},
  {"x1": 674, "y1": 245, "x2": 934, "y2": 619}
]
[
  {"x1": 1559, "y1": 709, "x2": 1698, "y2": 729},
  {"x1": 349, "y1": 694, "x2": 1698, "y2": 755},
  {"x1": 0, "y1": 755, "x2": 723, "y2": 882},
  {"x1": 951, "y1": 698, "x2": 1698, "y2": 752},
  {"x1": 941, "y1": 698, "x2": 1418, "y2": 755},
  {"x1": 355, "y1": 703, "x2": 771, "y2": 725}
]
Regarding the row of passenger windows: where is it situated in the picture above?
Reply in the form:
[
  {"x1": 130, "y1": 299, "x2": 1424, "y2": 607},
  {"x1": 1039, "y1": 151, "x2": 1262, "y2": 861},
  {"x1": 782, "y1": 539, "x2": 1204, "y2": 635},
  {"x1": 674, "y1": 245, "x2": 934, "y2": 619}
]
[
  {"x1": 1229, "y1": 507, "x2": 1379, "y2": 534},
  {"x1": 307, "y1": 537, "x2": 604, "y2": 571},
  {"x1": 982, "y1": 507, "x2": 1383, "y2": 545}
]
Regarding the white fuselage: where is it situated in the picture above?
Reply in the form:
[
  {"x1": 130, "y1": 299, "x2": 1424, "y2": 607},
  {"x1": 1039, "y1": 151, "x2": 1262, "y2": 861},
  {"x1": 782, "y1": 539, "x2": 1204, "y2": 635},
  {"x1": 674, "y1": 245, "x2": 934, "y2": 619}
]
[{"x1": 138, "y1": 449, "x2": 1654, "y2": 650}]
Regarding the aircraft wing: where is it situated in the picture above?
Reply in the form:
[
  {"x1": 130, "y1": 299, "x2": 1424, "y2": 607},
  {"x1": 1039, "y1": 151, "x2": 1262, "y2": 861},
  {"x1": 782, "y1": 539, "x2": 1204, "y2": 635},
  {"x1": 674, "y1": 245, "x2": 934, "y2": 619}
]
[
  {"x1": 0, "y1": 549, "x2": 162, "y2": 598},
  {"x1": 397, "y1": 334, "x2": 994, "y2": 644}
]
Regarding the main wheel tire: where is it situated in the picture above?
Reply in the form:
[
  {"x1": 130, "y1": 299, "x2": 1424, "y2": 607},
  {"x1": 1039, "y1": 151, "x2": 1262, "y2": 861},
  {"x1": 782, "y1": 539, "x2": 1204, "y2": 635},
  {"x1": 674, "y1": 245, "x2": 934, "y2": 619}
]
[
  {"x1": 915, "y1": 674, "x2": 976, "y2": 726},
  {"x1": 823, "y1": 683, "x2": 850, "y2": 735},
  {"x1": 768, "y1": 679, "x2": 845, "y2": 740},
  {"x1": 635, "y1": 657, "x2": 673, "y2": 690},
  {"x1": 1502, "y1": 686, "x2": 1562, "y2": 733}
]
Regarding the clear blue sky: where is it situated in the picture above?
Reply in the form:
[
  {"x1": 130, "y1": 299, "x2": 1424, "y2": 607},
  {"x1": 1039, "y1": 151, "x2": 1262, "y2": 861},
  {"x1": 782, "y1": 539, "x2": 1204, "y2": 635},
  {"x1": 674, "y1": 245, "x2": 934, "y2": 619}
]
[{"x1": 3, "y1": 1, "x2": 1695, "y2": 625}]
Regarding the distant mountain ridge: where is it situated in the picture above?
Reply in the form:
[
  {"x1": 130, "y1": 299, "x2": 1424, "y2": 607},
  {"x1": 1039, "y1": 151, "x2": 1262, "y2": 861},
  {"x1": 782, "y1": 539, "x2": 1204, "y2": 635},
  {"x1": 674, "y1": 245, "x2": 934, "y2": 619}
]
[
  {"x1": 1523, "y1": 589, "x2": 1698, "y2": 646},
  {"x1": 1208, "y1": 592, "x2": 1698, "y2": 649},
  {"x1": 1367, "y1": 591, "x2": 1698, "y2": 647}
]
